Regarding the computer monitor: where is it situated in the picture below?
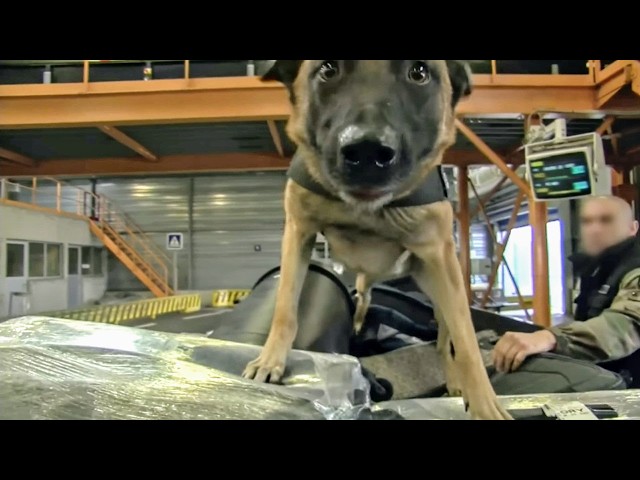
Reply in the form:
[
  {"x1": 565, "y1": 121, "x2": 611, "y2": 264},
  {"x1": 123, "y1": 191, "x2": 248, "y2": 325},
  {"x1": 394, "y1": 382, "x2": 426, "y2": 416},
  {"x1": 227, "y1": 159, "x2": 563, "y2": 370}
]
[
  {"x1": 527, "y1": 147, "x2": 594, "y2": 201},
  {"x1": 525, "y1": 132, "x2": 611, "y2": 202}
]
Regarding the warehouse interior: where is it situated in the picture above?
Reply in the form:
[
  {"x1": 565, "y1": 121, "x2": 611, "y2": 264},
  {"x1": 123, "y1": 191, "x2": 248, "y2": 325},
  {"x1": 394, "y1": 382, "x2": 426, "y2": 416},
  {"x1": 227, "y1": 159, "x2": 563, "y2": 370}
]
[{"x1": 1, "y1": 59, "x2": 640, "y2": 420}]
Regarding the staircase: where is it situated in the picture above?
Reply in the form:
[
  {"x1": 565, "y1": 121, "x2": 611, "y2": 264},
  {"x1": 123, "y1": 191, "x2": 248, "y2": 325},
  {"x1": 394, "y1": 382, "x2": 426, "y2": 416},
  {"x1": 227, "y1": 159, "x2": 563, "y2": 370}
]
[
  {"x1": 90, "y1": 193, "x2": 174, "y2": 297},
  {"x1": 0, "y1": 177, "x2": 174, "y2": 297}
]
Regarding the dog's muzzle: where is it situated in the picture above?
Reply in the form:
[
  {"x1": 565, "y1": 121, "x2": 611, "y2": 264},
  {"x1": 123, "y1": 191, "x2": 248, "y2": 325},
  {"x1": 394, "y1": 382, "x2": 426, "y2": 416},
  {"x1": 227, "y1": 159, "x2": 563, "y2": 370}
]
[{"x1": 337, "y1": 124, "x2": 401, "y2": 197}]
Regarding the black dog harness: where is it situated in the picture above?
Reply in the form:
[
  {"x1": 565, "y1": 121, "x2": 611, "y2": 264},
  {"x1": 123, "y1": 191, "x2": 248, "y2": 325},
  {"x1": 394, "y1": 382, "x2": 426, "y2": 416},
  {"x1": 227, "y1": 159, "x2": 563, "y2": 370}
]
[{"x1": 287, "y1": 152, "x2": 448, "y2": 207}]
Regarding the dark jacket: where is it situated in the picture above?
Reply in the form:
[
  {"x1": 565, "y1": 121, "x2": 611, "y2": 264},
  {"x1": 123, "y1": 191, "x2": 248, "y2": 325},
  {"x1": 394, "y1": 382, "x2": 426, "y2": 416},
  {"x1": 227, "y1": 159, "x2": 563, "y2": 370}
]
[{"x1": 551, "y1": 237, "x2": 640, "y2": 385}]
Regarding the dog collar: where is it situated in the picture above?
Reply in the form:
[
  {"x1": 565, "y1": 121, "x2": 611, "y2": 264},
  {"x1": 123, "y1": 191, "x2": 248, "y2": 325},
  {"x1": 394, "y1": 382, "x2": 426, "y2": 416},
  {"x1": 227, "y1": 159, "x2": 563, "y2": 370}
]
[{"x1": 287, "y1": 152, "x2": 448, "y2": 207}]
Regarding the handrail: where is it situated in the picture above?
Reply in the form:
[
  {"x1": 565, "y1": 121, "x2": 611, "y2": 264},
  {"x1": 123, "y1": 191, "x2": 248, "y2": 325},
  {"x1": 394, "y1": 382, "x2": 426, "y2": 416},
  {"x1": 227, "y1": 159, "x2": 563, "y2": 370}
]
[
  {"x1": 97, "y1": 193, "x2": 171, "y2": 265},
  {"x1": 101, "y1": 205, "x2": 170, "y2": 273},
  {"x1": 0, "y1": 176, "x2": 173, "y2": 294},
  {"x1": 101, "y1": 222, "x2": 169, "y2": 292}
]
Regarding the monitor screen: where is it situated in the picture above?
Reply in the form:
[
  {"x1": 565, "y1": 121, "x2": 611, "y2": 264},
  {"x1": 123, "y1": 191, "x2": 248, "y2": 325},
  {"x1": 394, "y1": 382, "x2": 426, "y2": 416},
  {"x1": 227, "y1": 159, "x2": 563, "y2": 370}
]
[{"x1": 529, "y1": 150, "x2": 592, "y2": 200}]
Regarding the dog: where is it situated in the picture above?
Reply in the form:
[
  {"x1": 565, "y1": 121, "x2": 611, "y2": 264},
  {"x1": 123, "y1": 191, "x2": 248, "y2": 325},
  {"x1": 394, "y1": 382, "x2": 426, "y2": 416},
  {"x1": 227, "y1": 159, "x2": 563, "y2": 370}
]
[{"x1": 242, "y1": 60, "x2": 511, "y2": 420}]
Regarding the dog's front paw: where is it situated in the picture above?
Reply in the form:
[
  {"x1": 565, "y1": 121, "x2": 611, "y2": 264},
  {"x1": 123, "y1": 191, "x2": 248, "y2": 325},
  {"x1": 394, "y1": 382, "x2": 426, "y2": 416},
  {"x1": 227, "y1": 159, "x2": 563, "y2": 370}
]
[
  {"x1": 466, "y1": 395, "x2": 512, "y2": 420},
  {"x1": 242, "y1": 349, "x2": 288, "y2": 384}
]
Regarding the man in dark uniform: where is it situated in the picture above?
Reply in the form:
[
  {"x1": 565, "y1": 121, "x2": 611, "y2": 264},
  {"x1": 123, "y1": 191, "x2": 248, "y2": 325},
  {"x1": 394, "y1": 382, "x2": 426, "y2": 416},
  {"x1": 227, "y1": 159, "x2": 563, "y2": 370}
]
[{"x1": 492, "y1": 196, "x2": 640, "y2": 385}]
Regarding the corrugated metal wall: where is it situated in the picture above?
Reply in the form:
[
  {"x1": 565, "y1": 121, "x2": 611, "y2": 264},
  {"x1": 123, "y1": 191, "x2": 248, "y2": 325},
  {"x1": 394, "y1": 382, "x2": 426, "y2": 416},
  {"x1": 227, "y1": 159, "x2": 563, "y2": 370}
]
[
  {"x1": 192, "y1": 173, "x2": 285, "y2": 289},
  {"x1": 96, "y1": 172, "x2": 286, "y2": 291}
]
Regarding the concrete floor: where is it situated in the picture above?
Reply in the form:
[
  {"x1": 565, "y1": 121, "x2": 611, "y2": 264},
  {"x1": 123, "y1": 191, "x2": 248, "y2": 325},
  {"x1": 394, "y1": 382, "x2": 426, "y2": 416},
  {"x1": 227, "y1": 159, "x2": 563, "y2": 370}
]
[{"x1": 126, "y1": 307, "x2": 232, "y2": 335}]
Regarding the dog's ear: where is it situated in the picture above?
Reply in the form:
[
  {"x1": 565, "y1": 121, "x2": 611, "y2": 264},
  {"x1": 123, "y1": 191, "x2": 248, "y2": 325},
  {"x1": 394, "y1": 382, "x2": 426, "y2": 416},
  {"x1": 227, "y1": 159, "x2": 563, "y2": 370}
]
[
  {"x1": 262, "y1": 60, "x2": 304, "y2": 104},
  {"x1": 445, "y1": 60, "x2": 473, "y2": 107},
  {"x1": 262, "y1": 60, "x2": 303, "y2": 85}
]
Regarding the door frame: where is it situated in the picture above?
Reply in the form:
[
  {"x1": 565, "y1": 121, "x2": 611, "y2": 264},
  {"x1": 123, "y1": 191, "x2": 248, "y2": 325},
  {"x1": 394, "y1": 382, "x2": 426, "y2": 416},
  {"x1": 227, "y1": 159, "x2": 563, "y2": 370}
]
[
  {"x1": 67, "y1": 245, "x2": 83, "y2": 308},
  {"x1": 5, "y1": 240, "x2": 29, "y2": 316}
]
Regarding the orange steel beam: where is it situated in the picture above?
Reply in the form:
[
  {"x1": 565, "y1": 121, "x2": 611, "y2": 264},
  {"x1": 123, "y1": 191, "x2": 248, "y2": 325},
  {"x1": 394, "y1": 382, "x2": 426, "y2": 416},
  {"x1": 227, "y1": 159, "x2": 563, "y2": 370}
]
[
  {"x1": 267, "y1": 120, "x2": 285, "y2": 157},
  {"x1": 469, "y1": 180, "x2": 532, "y2": 322},
  {"x1": 596, "y1": 60, "x2": 640, "y2": 107},
  {"x1": 0, "y1": 152, "x2": 291, "y2": 178},
  {"x1": 3, "y1": 73, "x2": 640, "y2": 129},
  {"x1": 455, "y1": 119, "x2": 532, "y2": 195},
  {"x1": 480, "y1": 190, "x2": 526, "y2": 308},
  {"x1": 457, "y1": 165, "x2": 472, "y2": 301},
  {"x1": 595, "y1": 115, "x2": 616, "y2": 135},
  {"x1": 0, "y1": 149, "x2": 510, "y2": 177},
  {"x1": 470, "y1": 175, "x2": 509, "y2": 219},
  {"x1": 530, "y1": 200, "x2": 551, "y2": 327},
  {"x1": 469, "y1": 163, "x2": 522, "y2": 219},
  {"x1": 0, "y1": 147, "x2": 36, "y2": 167},
  {"x1": 97, "y1": 126, "x2": 158, "y2": 161}
]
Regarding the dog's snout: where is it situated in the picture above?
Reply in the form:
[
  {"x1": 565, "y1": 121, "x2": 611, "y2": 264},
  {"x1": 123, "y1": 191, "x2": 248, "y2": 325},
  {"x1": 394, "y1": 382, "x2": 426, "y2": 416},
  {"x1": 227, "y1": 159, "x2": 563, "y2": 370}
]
[
  {"x1": 338, "y1": 124, "x2": 399, "y2": 170},
  {"x1": 341, "y1": 140, "x2": 397, "y2": 168}
]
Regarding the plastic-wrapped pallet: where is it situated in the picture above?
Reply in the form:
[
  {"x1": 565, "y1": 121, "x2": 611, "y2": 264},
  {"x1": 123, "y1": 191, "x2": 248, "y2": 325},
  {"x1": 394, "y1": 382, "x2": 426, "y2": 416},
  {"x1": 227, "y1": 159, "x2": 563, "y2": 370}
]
[{"x1": 0, "y1": 317, "x2": 374, "y2": 420}]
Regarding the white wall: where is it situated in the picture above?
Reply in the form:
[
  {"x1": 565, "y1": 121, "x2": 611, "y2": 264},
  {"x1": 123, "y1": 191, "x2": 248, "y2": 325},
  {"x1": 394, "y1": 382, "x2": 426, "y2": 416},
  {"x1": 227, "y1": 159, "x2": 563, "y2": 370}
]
[
  {"x1": 0, "y1": 203, "x2": 107, "y2": 317},
  {"x1": 83, "y1": 275, "x2": 108, "y2": 305}
]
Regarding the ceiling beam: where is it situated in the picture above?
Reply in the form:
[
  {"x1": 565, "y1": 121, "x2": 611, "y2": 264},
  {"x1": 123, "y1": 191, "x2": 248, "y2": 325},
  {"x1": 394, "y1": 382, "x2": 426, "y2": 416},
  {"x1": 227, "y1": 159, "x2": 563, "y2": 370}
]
[
  {"x1": 0, "y1": 149, "x2": 521, "y2": 178},
  {"x1": 97, "y1": 125, "x2": 157, "y2": 161},
  {"x1": 595, "y1": 115, "x2": 616, "y2": 135},
  {"x1": 3, "y1": 74, "x2": 640, "y2": 129},
  {"x1": 455, "y1": 119, "x2": 531, "y2": 195},
  {"x1": 596, "y1": 60, "x2": 640, "y2": 107},
  {"x1": 266, "y1": 120, "x2": 285, "y2": 157},
  {"x1": 0, "y1": 147, "x2": 36, "y2": 167}
]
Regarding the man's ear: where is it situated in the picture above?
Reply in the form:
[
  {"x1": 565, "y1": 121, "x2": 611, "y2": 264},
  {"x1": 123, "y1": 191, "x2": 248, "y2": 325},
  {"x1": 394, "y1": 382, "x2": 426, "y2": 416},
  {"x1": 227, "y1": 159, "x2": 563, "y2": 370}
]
[
  {"x1": 445, "y1": 60, "x2": 473, "y2": 107},
  {"x1": 262, "y1": 60, "x2": 304, "y2": 104}
]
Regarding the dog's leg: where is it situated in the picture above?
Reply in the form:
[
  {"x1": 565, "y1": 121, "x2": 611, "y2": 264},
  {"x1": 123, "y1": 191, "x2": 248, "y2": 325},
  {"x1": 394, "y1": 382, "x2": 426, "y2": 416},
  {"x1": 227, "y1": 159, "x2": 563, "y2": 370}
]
[
  {"x1": 407, "y1": 212, "x2": 511, "y2": 420},
  {"x1": 353, "y1": 273, "x2": 372, "y2": 333},
  {"x1": 243, "y1": 217, "x2": 315, "y2": 383},
  {"x1": 434, "y1": 306, "x2": 463, "y2": 397}
]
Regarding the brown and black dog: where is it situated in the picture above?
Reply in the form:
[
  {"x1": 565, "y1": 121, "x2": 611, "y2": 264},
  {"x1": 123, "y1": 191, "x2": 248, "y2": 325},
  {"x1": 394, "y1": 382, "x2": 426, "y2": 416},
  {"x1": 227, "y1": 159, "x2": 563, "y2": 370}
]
[{"x1": 243, "y1": 60, "x2": 511, "y2": 419}]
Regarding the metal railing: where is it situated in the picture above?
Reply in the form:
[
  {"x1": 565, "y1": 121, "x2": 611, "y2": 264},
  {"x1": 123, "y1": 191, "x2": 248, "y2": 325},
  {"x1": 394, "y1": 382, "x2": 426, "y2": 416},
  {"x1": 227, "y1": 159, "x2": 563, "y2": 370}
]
[
  {"x1": 43, "y1": 293, "x2": 202, "y2": 325},
  {"x1": 0, "y1": 60, "x2": 616, "y2": 86},
  {"x1": 0, "y1": 177, "x2": 172, "y2": 294}
]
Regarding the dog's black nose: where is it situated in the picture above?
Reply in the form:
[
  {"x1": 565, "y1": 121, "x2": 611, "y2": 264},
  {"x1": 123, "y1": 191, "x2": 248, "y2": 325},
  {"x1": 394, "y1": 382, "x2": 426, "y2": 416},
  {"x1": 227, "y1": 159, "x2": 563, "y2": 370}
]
[{"x1": 341, "y1": 139, "x2": 397, "y2": 169}]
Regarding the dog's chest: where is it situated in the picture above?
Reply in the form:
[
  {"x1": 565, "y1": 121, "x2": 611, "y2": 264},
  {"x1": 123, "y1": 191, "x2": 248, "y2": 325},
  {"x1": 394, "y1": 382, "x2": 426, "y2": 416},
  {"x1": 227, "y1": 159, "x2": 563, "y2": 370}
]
[{"x1": 322, "y1": 224, "x2": 410, "y2": 278}]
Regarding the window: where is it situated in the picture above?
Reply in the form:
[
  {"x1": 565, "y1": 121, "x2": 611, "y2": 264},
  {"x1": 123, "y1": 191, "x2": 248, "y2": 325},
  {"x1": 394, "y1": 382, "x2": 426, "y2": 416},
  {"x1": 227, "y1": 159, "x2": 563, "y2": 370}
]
[
  {"x1": 10, "y1": 242, "x2": 65, "y2": 278},
  {"x1": 46, "y1": 244, "x2": 61, "y2": 277},
  {"x1": 81, "y1": 247, "x2": 91, "y2": 275},
  {"x1": 81, "y1": 247, "x2": 104, "y2": 276},
  {"x1": 6, "y1": 243, "x2": 25, "y2": 277},
  {"x1": 68, "y1": 247, "x2": 79, "y2": 275},
  {"x1": 94, "y1": 248, "x2": 104, "y2": 275},
  {"x1": 29, "y1": 242, "x2": 45, "y2": 277}
]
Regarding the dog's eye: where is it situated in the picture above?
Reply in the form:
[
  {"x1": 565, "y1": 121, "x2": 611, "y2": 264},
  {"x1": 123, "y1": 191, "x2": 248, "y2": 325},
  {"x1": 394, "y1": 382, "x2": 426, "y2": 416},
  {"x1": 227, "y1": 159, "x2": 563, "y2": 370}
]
[
  {"x1": 318, "y1": 61, "x2": 340, "y2": 81},
  {"x1": 408, "y1": 61, "x2": 431, "y2": 85}
]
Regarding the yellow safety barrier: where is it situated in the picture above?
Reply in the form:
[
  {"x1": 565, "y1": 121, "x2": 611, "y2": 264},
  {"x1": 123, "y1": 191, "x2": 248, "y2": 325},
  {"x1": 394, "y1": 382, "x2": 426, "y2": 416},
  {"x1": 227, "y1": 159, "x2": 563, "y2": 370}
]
[
  {"x1": 212, "y1": 289, "x2": 251, "y2": 308},
  {"x1": 44, "y1": 294, "x2": 202, "y2": 325}
]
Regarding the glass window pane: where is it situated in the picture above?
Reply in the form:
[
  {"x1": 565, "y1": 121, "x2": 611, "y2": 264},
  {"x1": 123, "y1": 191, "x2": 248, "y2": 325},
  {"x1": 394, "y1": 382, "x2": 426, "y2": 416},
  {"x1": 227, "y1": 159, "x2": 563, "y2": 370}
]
[
  {"x1": 29, "y1": 243, "x2": 45, "y2": 277},
  {"x1": 47, "y1": 244, "x2": 61, "y2": 277},
  {"x1": 7, "y1": 243, "x2": 25, "y2": 277},
  {"x1": 93, "y1": 247, "x2": 103, "y2": 275},
  {"x1": 81, "y1": 246, "x2": 92, "y2": 275},
  {"x1": 68, "y1": 247, "x2": 79, "y2": 275}
]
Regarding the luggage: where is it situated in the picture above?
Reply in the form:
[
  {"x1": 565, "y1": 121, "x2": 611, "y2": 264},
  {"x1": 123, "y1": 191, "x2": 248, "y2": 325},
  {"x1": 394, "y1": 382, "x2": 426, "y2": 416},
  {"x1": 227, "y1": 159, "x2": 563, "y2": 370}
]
[{"x1": 209, "y1": 265, "x2": 628, "y2": 399}]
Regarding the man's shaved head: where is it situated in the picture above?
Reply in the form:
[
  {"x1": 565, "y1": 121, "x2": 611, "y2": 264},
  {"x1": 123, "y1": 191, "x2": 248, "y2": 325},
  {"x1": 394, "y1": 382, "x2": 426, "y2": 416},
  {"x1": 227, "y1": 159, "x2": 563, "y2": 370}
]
[{"x1": 579, "y1": 195, "x2": 638, "y2": 256}]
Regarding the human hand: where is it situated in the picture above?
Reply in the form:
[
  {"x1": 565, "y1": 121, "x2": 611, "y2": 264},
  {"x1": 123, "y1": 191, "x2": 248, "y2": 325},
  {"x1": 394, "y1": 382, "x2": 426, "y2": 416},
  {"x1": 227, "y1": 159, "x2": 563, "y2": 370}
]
[{"x1": 491, "y1": 330, "x2": 557, "y2": 373}]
